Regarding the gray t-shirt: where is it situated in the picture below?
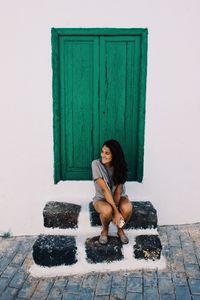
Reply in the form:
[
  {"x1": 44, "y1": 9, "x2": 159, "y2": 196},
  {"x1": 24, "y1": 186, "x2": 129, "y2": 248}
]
[{"x1": 91, "y1": 159, "x2": 128, "y2": 201}]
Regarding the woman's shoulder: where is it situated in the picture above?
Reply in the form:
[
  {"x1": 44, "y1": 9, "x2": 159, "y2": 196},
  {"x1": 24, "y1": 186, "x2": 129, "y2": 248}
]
[{"x1": 91, "y1": 159, "x2": 101, "y2": 167}]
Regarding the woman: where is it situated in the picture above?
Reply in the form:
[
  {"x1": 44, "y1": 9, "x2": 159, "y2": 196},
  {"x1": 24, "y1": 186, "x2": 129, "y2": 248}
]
[{"x1": 91, "y1": 139, "x2": 133, "y2": 245}]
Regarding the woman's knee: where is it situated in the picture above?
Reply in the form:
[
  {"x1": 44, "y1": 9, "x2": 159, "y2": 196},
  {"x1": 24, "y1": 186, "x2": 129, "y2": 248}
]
[
  {"x1": 94, "y1": 200, "x2": 113, "y2": 218},
  {"x1": 119, "y1": 198, "x2": 133, "y2": 216},
  {"x1": 101, "y1": 204, "x2": 113, "y2": 218}
]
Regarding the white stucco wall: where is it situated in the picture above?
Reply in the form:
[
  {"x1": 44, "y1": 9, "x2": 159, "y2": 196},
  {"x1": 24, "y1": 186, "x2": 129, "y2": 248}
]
[{"x1": 0, "y1": 0, "x2": 200, "y2": 235}]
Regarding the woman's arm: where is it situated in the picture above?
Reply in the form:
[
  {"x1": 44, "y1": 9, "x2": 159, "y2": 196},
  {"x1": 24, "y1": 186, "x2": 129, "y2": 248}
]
[
  {"x1": 113, "y1": 184, "x2": 122, "y2": 207},
  {"x1": 95, "y1": 178, "x2": 123, "y2": 226}
]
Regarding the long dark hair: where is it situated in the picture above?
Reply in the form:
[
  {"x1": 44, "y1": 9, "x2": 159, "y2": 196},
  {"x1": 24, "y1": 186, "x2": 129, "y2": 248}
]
[{"x1": 103, "y1": 139, "x2": 128, "y2": 184}]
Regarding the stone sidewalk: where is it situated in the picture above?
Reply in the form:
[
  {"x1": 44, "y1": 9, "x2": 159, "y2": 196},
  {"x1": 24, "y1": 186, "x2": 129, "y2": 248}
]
[{"x1": 0, "y1": 223, "x2": 200, "y2": 300}]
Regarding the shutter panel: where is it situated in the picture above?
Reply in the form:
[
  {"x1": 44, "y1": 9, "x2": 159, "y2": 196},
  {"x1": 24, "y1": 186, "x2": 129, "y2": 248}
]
[
  {"x1": 99, "y1": 36, "x2": 141, "y2": 180},
  {"x1": 59, "y1": 36, "x2": 99, "y2": 180}
]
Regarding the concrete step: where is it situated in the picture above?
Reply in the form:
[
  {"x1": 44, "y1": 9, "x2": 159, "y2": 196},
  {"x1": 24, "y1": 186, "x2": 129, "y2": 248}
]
[
  {"x1": 33, "y1": 200, "x2": 162, "y2": 271},
  {"x1": 32, "y1": 234, "x2": 162, "y2": 267},
  {"x1": 43, "y1": 201, "x2": 157, "y2": 230},
  {"x1": 89, "y1": 201, "x2": 158, "y2": 229}
]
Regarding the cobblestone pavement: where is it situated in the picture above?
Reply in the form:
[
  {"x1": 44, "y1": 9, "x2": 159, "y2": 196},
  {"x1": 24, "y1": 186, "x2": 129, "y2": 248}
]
[{"x1": 0, "y1": 223, "x2": 200, "y2": 299}]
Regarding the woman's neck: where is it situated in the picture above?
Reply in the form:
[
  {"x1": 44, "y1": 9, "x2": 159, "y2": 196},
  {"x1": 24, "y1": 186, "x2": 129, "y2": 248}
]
[{"x1": 103, "y1": 162, "x2": 112, "y2": 169}]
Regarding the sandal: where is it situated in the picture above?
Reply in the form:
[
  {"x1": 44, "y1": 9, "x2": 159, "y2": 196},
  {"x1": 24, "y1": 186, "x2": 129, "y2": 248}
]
[
  {"x1": 99, "y1": 234, "x2": 108, "y2": 245},
  {"x1": 117, "y1": 232, "x2": 129, "y2": 244}
]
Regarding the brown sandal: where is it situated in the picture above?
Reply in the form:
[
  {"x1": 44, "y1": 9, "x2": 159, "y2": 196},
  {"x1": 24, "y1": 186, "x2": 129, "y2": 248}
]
[
  {"x1": 117, "y1": 232, "x2": 129, "y2": 244},
  {"x1": 99, "y1": 234, "x2": 108, "y2": 245}
]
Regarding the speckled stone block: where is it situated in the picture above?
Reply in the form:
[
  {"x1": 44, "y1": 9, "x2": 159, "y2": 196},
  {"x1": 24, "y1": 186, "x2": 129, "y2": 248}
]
[
  {"x1": 89, "y1": 201, "x2": 157, "y2": 229},
  {"x1": 134, "y1": 235, "x2": 162, "y2": 261},
  {"x1": 32, "y1": 235, "x2": 77, "y2": 266},
  {"x1": 126, "y1": 201, "x2": 157, "y2": 229},
  {"x1": 85, "y1": 236, "x2": 124, "y2": 264},
  {"x1": 43, "y1": 201, "x2": 81, "y2": 229}
]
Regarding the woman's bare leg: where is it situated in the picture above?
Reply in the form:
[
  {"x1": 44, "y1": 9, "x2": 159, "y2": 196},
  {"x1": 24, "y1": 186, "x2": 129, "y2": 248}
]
[
  {"x1": 93, "y1": 199, "x2": 113, "y2": 236},
  {"x1": 118, "y1": 197, "x2": 133, "y2": 223},
  {"x1": 117, "y1": 197, "x2": 133, "y2": 242}
]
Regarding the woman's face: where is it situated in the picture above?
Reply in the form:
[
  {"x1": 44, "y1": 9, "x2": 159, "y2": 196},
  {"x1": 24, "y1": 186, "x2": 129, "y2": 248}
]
[{"x1": 101, "y1": 145, "x2": 112, "y2": 165}]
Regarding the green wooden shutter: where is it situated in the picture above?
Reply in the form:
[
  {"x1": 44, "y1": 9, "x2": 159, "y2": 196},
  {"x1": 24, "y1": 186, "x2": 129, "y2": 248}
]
[
  {"x1": 59, "y1": 35, "x2": 100, "y2": 180},
  {"x1": 99, "y1": 35, "x2": 141, "y2": 180},
  {"x1": 52, "y1": 28, "x2": 148, "y2": 183}
]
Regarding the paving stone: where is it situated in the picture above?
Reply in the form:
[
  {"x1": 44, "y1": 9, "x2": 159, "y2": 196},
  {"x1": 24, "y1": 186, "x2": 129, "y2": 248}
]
[
  {"x1": 159, "y1": 294, "x2": 176, "y2": 300},
  {"x1": 171, "y1": 262, "x2": 185, "y2": 273},
  {"x1": 192, "y1": 296, "x2": 200, "y2": 300},
  {"x1": 188, "y1": 279, "x2": 200, "y2": 295},
  {"x1": 126, "y1": 293, "x2": 142, "y2": 300},
  {"x1": 95, "y1": 273, "x2": 112, "y2": 296},
  {"x1": 79, "y1": 287, "x2": 95, "y2": 300},
  {"x1": 185, "y1": 264, "x2": 200, "y2": 279},
  {"x1": 53, "y1": 277, "x2": 67, "y2": 289},
  {"x1": 11, "y1": 252, "x2": 27, "y2": 266},
  {"x1": 175, "y1": 285, "x2": 191, "y2": 300},
  {"x1": 126, "y1": 277, "x2": 142, "y2": 293},
  {"x1": 144, "y1": 286, "x2": 159, "y2": 300},
  {"x1": 1, "y1": 265, "x2": 19, "y2": 281},
  {"x1": 157, "y1": 270, "x2": 172, "y2": 278},
  {"x1": 43, "y1": 201, "x2": 81, "y2": 229},
  {"x1": 0, "y1": 277, "x2": 9, "y2": 295},
  {"x1": 110, "y1": 286, "x2": 126, "y2": 299},
  {"x1": 195, "y1": 249, "x2": 200, "y2": 265},
  {"x1": 85, "y1": 236, "x2": 123, "y2": 264},
  {"x1": 166, "y1": 227, "x2": 182, "y2": 247},
  {"x1": 0, "y1": 287, "x2": 18, "y2": 299},
  {"x1": 47, "y1": 287, "x2": 63, "y2": 299},
  {"x1": 16, "y1": 275, "x2": 39, "y2": 299},
  {"x1": 170, "y1": 247, "x2": 184, "y2": 264},
  {"x1": 82, "y1": 273, "x2": 99, "y2": 288},
  {"x1": 182, "y1": 248, "x2": 198, "y2": 265},
  {"x1": 62, "y1": 293, "x2": 79, "y2": 300},
  {"x1": 134, "y1": 235, "x2": 162, "y2": 260},
  {"x1": 162, "y1": 245, "x2": 170, "y2": 257},
  {"x1": 65, "y1": 277, "x2": 83, "y2": 293},
  {"x1": 111, "y1": 273, "x2": 127, "y2": 287},
  {"x1": 126, "y1": 270, "x2": 143, "y2": 277},
  {"x1": 94, "y1": 296, "x2": 109, "y2": 300},
  {"x1": 32, "y1": 235, "x2": 77, "y2": 266},
  {"x1": 143, "y1": 272, "x2": 158, "y2": 287},
  {"x1": 20, "y1": 252, "x2": 34, "y2": 274},
  {"x1": 31, "y1": 279, "x2": 54, "y2": 299},
  {"x1": 172, "y1": 272, "x2": 188, "y2": 286},
  {"x1": 158, "y1": 278, "x2": 174, "y2": 294},
  {"x1": 0, "y1": 258, "x2": 12, "y2": 274},
  {"x1": 9, "y1": 270, "x2": 28, "y2": 289},
  {"x1": 89, "y1": 201, "x2": 157, "y2": 229}
]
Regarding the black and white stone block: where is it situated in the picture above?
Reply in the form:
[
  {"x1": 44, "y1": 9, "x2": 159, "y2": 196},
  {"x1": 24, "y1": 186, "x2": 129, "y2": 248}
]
[
  {"x1": 43, "y1": 201, "x2": 81, "y2": 229},
  {"x1": 134, "y1": 235, "x2": 162, "y2": 261},
  {"x1": 125, "y1": 201, "x2": 157, "y2": 229},
  {"x1": 32, "y1": 235, "x2": 77, "y2": 267},
  {"x1": 89, "y1": 201, "x2": 157, "y2": 229},
  {"x1": 89, "y1": 202, "x2": 101, "y2": 227},
  {"x1": 85, "y1": 236, "x2": 124, "y2": 264}
]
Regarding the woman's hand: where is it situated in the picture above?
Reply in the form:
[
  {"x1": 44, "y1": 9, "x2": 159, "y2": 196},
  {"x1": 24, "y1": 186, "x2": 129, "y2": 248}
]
[{"x1": 113, "y1": 211, "x2": 124, "y2": 227}]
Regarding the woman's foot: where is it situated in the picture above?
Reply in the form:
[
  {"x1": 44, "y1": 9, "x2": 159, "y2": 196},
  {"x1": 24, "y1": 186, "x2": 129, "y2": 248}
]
[
  {"x1": 117, "y1": 228, "x2": 129, "y2": 244},
  {"x1": 99, "y1": 229, "x2": 108, "y2": 244}
]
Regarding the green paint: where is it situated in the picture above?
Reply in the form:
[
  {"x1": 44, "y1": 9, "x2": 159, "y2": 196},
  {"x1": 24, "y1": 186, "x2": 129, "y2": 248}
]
[{"x1": 51, "y1": 28, "x2": 148, "y2": 183}]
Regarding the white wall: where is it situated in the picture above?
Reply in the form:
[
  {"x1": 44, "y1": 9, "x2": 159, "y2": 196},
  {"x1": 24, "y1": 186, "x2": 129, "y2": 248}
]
[{"x1": 0, "y1": 0, "x2": 200, "y2": 235}]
